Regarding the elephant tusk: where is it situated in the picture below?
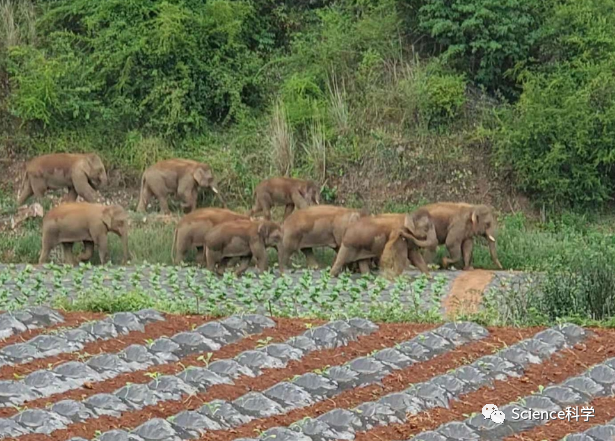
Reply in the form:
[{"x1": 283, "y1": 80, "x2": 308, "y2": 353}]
[
  {"x1": 488, "y1": 235, "x2": 496, "y2": 242},
  {"x1": 211, "y1": 187, "x2": 219, "y2": 194}
]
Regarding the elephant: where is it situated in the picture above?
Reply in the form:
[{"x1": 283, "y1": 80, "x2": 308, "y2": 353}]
[
  {"x1": 278, "y1": 205, "x2": 367, "y2": 272},
  {"x1": 330, "y1": 210, "x2": 438, "y2": 277},
  {"x1": 17, "y1": 153, "x2": 108, "y2": 206},
  {"x1": 136, "y1": 159, "x2": 225, "y2": 214},
  {"x1": 39, "y1": 203, "x2": 129, "y2": 265},
  {"x1": 420, "y1": 202, "x2": 503, "y2": 270},
  {"x1": 205, "y1": 219, "x2": 283, "y2": 276},
  {"x1": 172, "y1": 207, "x2": 249, "y2": 264},
  {"x1": 249, "y1": 177, "x2": 320, "y2": 221}
]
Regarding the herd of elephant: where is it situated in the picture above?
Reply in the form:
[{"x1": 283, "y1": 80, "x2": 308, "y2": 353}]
[{"x1": 17, "y1": 152, "x2": 503, "y2": 277}]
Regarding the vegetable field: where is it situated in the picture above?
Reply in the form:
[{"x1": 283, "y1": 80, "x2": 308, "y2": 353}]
[{"x1": 0, "y1": 308, "x2": 612, "y2": 440}]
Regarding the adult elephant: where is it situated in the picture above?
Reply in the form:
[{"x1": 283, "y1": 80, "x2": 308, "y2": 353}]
[
  {"x1": 249, "y1": 177, "x2": 320, "y2": 221},
  {"x1": 330, "y1": 211, "x2": 438, "y2": 277},
  {"x1": 39, "y1": 203, "x2": 129, "y2": 265},
  {"x1": 18, "y1": 153, "x2": 108, "y2": 206},
  {"x1": 205, "y1": 219, "x2": 283, "y2": 276},
  {"x1": 278, "y1": 205, "x2": 367, "y2": 272},
  {"x1": 172, "y1": 207, "x2": 250, "y2": 264},
  {"x1": 136, "y1": 159, "x2": 225, "y2": 214},
  {"x1": 421, "y1": 202, "x2": 503, "y2": 270}
]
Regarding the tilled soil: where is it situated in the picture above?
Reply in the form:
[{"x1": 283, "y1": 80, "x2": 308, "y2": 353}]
[
  {"x1": 0, "y1": 313, "x2": 212, "y2": 379},
  {"x1": 202, "y1": 327, "x2": 536, "y2": 441},
  {"x1": 18, "y1": 322, "x2": 431, "y2": 441},
  {"x1": 353, "y1": 328, "x2": 615, "y2": 441},
  {"x1": 0, "y1": 311, "x2": 105, "y2": 350}
]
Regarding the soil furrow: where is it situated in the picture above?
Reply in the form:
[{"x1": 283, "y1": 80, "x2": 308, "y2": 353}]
[
  {"x1": 0, "y1": 317, "x2": 314, "y2": 419},
  {"x1": 0, "y1": 313, "x2": 213, "y2": 380},
  {"x1": 504, "y1": 391, "x2": 615, "y2": 439},
  {"x1": 17, "y1": 322, "x2": 431, "y2": 441},
  {"x1": 199, "y1": 327, "x2": 535, "y2": 441},
  {"x1": 0, "y1": 312, "x2": 105, "y2": 351},
  {"x1": 350, "y1": 328, "x2": 615, "y2": 441}
]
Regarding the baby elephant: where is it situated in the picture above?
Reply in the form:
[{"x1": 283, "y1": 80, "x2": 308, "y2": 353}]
[
  {"x1": 137, "y1": 159, "x2": 225, "y2": 214},
  {"x1": 331, "y1": 210, "x2": 438, "y2": 277},
  {"x1": 39, "y1": 203, "x2": 129, "y2": 265},
  {"x1": 18, "y1": 153, "x2": 108, "y2": 206},
  {"x1": 205, "y1": 219, "x2": 283, "y2": 275},
  {"x1": 250, "y1": 177, "x2": 320, "y2": 220},
  {"x1": 172, "y1": 207, "x2": 250, "y2": 264}
]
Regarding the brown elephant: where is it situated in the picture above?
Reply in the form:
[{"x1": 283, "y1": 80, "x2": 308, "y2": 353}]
[
  {"x1": 205, "y1": 219, "x2": 283, "y2": 276},
  {"x1": 421, "y1": 202, "x2": 503, "y2": 270},
  {"x1": 249, "y1": 177, "x2": 320, "y2": 221},
  {"x1": 278, "y1": 205, "x2": 367, "y2": 272},
  {"x1": 39, "y1": 203, "x2": 129, "y2": 265},
  {"x1": 136, "y1": 159, "x2": 225, "y2": 214},
  {"x1": 18, "y1": 153, "x2": 108, "y2": 206},
  {"x1": 172, "y1": 207, "x2": 249, "y2": 264},
  {"x1": 330, "y1": 210, "x2": 438, "y2": 277}
]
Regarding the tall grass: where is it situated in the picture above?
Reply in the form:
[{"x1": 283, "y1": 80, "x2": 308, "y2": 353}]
[
  {"x1": 0, "y1": 0, "x2": 35, "y2": 49},
  {"x1": 269, "y1": 100, "x2": 294, "y2": 176}
]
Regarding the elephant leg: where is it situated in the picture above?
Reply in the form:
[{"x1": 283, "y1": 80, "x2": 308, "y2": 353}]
[
  {"x1": 194, "y1": 246, "x2": 204, "y2": 265},
  {"x1": 137, "y1": 182, "x2": 152, "y2": 212},
  {"x1": 64, "y1": 187, "x2": 78, "y2": 202},
  {"x1": 409, "y1": 248, "x2": 430, "y2": 274},
  {"x1": 61, "y1": 243, "x2": 77, "y2": 266},
  {"x1": 234, "y1": 257, "x2": 251, "y2": 276},
  {"x1": 442, "y1": 239, "x2": 463, "y2": 270},
  {"x1": 358, "y1": 259, "x2": 371, "y2": 274},
  {"x1": 330, "y1": 245, "x2": 356, "y2": 277},
  {"x1": 283, "y1": 204, "x2": 295, "y2": 220},
  {"x1": 38, "y1": 235, "x2": 54, "y2": 264},
  {"x1": 30, "y1": 178, "x2": 47, "y2": 199},
  {"x1": 206, "y1": 248, "x2": 223, "y2": 274},
  {"x1": 78, "y1": 241, "x2": 95, "y2": 262},
  {"x1": 462, "y1": 238, "x2": 474, "y2": 270},
  {"x1": 423, "y1": 246, "x2": 438, "y2": 265},
  {"x1": 302, "y1": 248, "x2": 319, "y2": 269},
  {"x1": 147, "y1": 178, "x2": 171, "y2": 214},
  {"x1": 96, "y1": 234, "x2": 109, "y2": 265}
]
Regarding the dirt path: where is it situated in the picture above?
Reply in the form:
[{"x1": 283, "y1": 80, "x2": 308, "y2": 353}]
[{"x1": 443, "y1": 270, "x2": 494, "y2": 318}]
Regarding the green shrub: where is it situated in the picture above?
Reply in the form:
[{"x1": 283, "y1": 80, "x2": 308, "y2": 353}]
[
  {"x1": 418, "y1": 0, "x2": 544, "y2": 94},
  {"x1": 495, "y1": 59, "x2": 615, "y2": 207}
]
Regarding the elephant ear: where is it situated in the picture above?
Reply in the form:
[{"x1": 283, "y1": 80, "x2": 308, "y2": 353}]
[
  {"x1": 101, "y1": 206, "x2": 113, "y2": 230},
  {"x1": 193, "y1": 167, "x2": 213, "y2": 187},
  {"x1": 403, "y1": 213, "x2": 416, "y2": 235}
]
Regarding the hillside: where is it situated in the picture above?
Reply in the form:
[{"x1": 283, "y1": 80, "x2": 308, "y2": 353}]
[{"x1": 2, "y1": 0, "x2": 615, "y2": 215}]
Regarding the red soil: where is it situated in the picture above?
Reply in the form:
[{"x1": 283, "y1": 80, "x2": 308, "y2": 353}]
[
  {"x1": 0, "y1": 313, "x2": 213, "y2": 379},
  {"x1": 202, "y1": 327, "x2": 537, "y2": 441},
  {"x1": 18, "y1": 322, "x2": 432, "y2": 441},
  {"x1": 506, "y1": 397, "x2": 615, "y2": 440},
  {"x1": 352, "y1": 328, "x2": 615, "y2": 441},
  {"x1": 0, "y1": 311, "x2": 106, "y2": 351}
]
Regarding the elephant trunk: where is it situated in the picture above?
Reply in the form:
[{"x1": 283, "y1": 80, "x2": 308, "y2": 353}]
[
  {"x1": 400, "y1": 225, "x2": 438, "y2": 249},
  {"x1": 99, "y1": 171, "x2": 108, "y2": 187},
  {"x1": 486, "y1": 232, "x2": 503, "y2": 269}
]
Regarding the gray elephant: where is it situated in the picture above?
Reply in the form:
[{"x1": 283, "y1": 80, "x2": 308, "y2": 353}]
[
  {"x1": 39, "y1": 203, "x2": 129, "y2": 265},
  {"x1": 136, "y1": 159, "x2": 225, "y2": 214},
  {"x1": 18, "y1": 153, "x2": 108, "y2": 206}
]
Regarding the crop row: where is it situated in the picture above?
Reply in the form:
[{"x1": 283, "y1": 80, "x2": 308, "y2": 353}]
[
  {"x1": 0, "y1": 316, "x2": 376, "y2": 438},
  {"x1": 0, "y1": 306, "x2": 64, "y2": 339},
  {"x1": 0, "y1": 309, "x2": 164, "y2": 373},
  {"x1": 36, "y1": 320, "x2": 485, "y2": 441},
  {"x1": 0, "y1": 313, "x2": 274, "y2": 409}
]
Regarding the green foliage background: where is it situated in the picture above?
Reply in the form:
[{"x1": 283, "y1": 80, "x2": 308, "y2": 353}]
[{"x1": 1, "y1": 0, "x2": 615, "y2": 208}]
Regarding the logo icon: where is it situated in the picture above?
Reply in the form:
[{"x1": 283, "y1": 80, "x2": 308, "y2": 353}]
[{"x1": 482, "y1": 404, "x2": 506, "y2": 424}]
